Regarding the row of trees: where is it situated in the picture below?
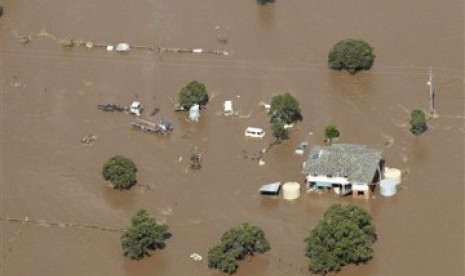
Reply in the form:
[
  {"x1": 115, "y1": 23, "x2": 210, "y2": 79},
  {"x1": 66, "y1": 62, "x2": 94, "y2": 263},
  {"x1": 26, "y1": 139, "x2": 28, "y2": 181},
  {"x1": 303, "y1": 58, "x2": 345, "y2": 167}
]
[{"x1": 119, "y1": 204, "x2": 376, "y2": 274}]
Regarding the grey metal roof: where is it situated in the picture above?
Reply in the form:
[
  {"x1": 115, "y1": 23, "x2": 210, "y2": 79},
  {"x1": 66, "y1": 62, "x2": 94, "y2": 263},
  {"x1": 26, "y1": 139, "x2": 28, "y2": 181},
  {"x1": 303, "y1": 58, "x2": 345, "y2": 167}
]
[
  {"x1": 259, "y1": 182, "x2": 281, "y2": 195},
  {"x1": 302, "y1": 144, "x2": 382, "y2": 183}
]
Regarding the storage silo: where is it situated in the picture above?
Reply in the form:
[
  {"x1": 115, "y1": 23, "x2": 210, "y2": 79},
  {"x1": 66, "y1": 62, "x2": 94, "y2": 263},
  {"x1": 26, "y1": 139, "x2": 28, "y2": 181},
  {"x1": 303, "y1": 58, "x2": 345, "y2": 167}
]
[
  {"x1": 282, "y1": 182, "x2": 300, "y2": 200},
  {"x1": 380, "y1": 179, "x2": 397, "y2": 197},
  {"x1": 384, "y1": 167, "x2": 402, "y2": 185}
]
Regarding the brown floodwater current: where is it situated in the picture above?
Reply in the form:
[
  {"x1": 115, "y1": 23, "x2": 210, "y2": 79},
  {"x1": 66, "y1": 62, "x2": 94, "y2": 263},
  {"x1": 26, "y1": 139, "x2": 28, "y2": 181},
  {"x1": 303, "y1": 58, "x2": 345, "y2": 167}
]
[{"x1": 0, "y1": 1, "x2": 464, "y2": 275}]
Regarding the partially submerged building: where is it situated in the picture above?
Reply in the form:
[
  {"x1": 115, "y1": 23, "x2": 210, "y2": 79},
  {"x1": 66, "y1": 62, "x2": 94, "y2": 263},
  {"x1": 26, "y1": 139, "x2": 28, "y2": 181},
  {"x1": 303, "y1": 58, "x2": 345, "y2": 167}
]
[{"x1": 301, "y1": 144, "x2": 383, "y2": 199}]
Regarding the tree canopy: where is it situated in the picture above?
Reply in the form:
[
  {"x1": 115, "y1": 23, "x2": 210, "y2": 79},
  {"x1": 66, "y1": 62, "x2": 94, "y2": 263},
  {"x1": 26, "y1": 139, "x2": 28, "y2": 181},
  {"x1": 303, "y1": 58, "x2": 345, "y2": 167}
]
[
  {"x1": 269, "y1": 93, "x2": 302, "y2": 125},
  {"x1": 409, "y1": 109, "x2": 428, "y2": 135},
  {"x1": 271, "y1": 122, "x2": 289, "y2": 141},
  {"x1": 324, "y1": 124, "x2": 340, "y2": 143},
  {"x1": 121, "y1": 209, "x2": 169, "y2": 260},
  {"x1": 305, "y1": 204, "x2": 377, "y2": 274},
  {"x1": 102, "y1": 155, "x2": 137, "y2": 190},
  {"x1": 179, "y1": 80, "x2": 209, "y2": 109},
  {"x1": 208, "y1": 223, "x2": 271, "y2": 274},
  {"x1": 328, "y1": 39, "x2": 375, "y2": 74}
]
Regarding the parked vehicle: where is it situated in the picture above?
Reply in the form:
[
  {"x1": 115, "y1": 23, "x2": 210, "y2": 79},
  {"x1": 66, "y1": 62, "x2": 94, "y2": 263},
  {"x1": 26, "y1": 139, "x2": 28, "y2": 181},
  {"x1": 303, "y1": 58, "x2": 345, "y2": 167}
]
[{"x1": 245, "y1": 127, "x2": 265, "y2": 138}]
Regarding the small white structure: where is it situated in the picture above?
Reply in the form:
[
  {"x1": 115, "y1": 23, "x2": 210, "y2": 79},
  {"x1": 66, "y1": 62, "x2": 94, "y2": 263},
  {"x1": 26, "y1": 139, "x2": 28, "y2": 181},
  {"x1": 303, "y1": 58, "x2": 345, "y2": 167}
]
[
  {"x1": 106, "y1": 45, "x2": 114, "y2": 51},
  {"x1": 282, "y1": 182, "x2": 300, "y2": 200},
  {"x1": 380, "y1": 179, "x2": 397, "y2": 197},
  {"x1": 129, "y1": 101, "x2": 143, "y2": 116},
  {"x1": 258, "y1": 101, "x2": 271, "y2": 112},
  {"x1": 245, "y1": 127, "x2": 265, "y2": 138},
  {"x1": 192, "y1": 48, "x2": 203, "y2": 53},
  {"x1": 223, "y1": 100, "x2": 233, "y2": 115},
  {"x1": 116, "y1": 43, "x2": 130, "y2": 52},
  {"x1": 384, "y1": 167, "x2": 402, "y2": 185},
  {"x1": 189, "y1": 104, "x2": 200, "y2": 122}
]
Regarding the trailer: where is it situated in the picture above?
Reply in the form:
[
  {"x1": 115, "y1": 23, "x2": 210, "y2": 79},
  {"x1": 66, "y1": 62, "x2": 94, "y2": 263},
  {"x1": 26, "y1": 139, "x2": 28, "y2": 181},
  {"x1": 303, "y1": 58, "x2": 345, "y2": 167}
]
[{"x1": 132, "y1": 118, "x2": 173, "y2": 134}]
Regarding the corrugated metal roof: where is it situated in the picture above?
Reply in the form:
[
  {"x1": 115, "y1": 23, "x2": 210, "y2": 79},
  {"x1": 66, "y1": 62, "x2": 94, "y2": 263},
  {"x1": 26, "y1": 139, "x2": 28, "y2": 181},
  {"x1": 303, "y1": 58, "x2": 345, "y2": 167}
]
[{"x1": 301, "y1": 144, "x2": 382, "y2": 183}]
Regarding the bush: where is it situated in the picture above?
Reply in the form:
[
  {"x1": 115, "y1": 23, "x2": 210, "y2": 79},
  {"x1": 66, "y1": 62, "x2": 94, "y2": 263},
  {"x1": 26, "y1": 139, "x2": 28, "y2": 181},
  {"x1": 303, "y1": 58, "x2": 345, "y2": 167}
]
[
  {"x1": 328, "y1": 39, "x2": 375, "y2": 74},
  {"x1": 121, "y1": 209, "x2": 169, "y2": 260},
  {"x1": 324, "y1": 124, "x2": 340, "y2": 143},
  {"x1": 410, "y1": 109, "x2": 428, "y2": 135},
  {"x1": 179, "y1": 80, "x2": 209, "y2": 109},
  {"x1": 102, "y1": 155, "x2": 137, "y2": 190},
  {"x1": 208, "y1": 223, "x2": 271, "y2": 274},
  {"x1": 269, "y1": 93, "x2": 302, "y2": 125},
  {"x1": 305, "y1": 204, "x2": 377, "y2": 274}
]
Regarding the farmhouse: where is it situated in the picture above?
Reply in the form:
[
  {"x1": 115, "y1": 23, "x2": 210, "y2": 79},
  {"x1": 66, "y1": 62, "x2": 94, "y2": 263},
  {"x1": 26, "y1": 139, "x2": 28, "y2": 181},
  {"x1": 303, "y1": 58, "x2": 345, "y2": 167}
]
[{"x1": 301, "y1": 144, "x2": 383, "y2": 199}]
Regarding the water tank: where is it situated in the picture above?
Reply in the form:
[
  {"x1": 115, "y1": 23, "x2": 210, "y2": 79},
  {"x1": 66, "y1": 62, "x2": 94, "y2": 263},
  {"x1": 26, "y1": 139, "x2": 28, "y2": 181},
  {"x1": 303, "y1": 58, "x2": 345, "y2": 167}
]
[
  {"x1": 380, "y1": 179, "x2": 397, "y2": 197},
  {"x1": 282, "y1": 182, "x2": 300, "y2": 200},
  {"x1": 384, "y1": 167, "x2": 402, "y2": 185}
]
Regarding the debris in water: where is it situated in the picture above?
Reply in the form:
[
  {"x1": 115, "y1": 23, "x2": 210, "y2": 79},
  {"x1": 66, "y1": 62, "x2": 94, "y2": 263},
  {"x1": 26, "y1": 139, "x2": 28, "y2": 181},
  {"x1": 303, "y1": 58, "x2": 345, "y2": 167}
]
[
  {"x1": 190, "y1": 147, "x2": 202, "y2": 170},
  {"x1": 60, "y1": 39, "x2": 74, "y2": 47},
  {"x1": 190, "y1": 253, "x2": 203, "y2": 261},
  {"x1": 81, "y1": 134, "x2": 97, "y2": 145}
]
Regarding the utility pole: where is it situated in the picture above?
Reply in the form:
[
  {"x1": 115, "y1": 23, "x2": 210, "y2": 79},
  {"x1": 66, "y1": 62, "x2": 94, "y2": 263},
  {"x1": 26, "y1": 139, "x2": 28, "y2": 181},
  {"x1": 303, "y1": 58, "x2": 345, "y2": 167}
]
[{"x1": 426, "y1": 66, "x2": 435, "y2": 114}]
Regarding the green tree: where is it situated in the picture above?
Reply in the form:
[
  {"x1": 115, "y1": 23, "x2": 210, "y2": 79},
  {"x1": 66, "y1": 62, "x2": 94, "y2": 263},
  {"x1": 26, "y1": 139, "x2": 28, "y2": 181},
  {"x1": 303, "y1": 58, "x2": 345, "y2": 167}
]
[
  {"x1": 179, "y1": 80, "x2": 209, "y2": 109},
  {"x1": 121, "y1": 209, "x2": 169, "y2": 260},
  {"x1": 328, "y1": 39, "x2": 375, "y2": 74},
  {"x1": 272, "y1": 122, "x2": 289, "y2": 141},
  {"x1": 305, "y1": 204, "x2": 377, "y2": 275},
  {"x1": 324, "y1": 124, "x2": 340, "y2": 143},
  {"x1": 102, "y1": 155, "x2": 137, "y2": 190},
  {"x1": 208, "y1": 223, "x2": 271, "y2": 274},
  {"x1": 409, "y1": 109, "x2": 428, "y2": 135},
  {"x1": 269, "y1": 93, "x2": 303, "y2": 125}
]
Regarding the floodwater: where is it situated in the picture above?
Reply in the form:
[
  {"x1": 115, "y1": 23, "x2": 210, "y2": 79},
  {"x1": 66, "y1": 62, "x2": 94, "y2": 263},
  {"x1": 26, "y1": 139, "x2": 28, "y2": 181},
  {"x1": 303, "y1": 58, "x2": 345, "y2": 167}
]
[{"x1": 0, "y1": 1, "x2": 464, "y2": 275}]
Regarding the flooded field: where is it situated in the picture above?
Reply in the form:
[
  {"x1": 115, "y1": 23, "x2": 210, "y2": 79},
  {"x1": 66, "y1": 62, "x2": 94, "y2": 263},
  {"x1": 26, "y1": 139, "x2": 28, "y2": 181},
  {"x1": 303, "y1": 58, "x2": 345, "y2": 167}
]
[{"x1": 0, "y1": 1, "x2": 464, "y2": 275}]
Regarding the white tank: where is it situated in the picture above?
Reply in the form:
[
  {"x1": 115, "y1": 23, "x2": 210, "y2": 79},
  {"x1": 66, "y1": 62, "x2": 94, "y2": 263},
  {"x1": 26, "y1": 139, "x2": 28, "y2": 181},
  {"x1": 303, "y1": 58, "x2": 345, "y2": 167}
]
[
  {"x1": 282, "y1": 182, "x2": 300, "y2": 200},
  {"x1": 380, "y1": 179, "x2": 397, "y2": 197},
  {"x1": 384, "y1": 167, "x2": 402, "y2": 185}
]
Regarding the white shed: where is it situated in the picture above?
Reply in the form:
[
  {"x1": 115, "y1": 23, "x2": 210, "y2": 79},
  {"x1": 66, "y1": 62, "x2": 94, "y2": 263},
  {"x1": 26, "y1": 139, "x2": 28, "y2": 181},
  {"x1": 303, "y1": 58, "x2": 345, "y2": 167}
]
[{"x1": 189, "y1": 104, "x2": 200, "y2": 122}]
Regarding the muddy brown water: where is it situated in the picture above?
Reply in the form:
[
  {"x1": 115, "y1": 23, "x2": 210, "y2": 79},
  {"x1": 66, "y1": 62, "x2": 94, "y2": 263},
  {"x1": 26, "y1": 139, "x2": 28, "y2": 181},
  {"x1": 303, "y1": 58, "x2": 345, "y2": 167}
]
[{"x1": 0, "y1": 1, "x2": 464, "y2": 275}]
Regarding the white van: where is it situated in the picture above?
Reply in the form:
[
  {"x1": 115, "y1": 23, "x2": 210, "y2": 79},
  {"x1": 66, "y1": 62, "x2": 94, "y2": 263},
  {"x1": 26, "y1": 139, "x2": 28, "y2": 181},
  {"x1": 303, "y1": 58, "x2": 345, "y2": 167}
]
[{"x1": 244, "y1": 127, "x2": 265, "y2": 138}]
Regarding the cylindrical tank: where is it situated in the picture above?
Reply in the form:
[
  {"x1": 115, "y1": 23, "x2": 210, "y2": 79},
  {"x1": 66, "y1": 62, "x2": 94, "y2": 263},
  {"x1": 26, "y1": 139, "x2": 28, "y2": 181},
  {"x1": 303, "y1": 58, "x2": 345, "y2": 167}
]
[
  {"x1": 283, "y1": 182, "x2": 300, "y2": 200},
  {"x1": 380, "y1": 179, "x2": 397, "y2": 197},
  {"x1": 384, "y1": 167, "x2": 402, "y2": 185}
]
